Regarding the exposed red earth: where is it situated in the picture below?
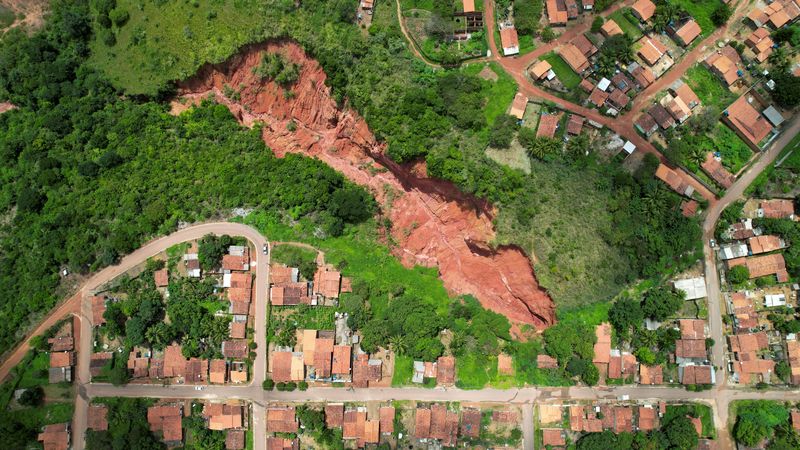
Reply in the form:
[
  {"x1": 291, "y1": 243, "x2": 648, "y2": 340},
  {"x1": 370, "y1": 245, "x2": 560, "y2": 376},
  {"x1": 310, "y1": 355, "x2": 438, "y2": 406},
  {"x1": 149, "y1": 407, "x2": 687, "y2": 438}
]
[{"x1": 176, "y1": 41, "x2": 556, "y2": 329}]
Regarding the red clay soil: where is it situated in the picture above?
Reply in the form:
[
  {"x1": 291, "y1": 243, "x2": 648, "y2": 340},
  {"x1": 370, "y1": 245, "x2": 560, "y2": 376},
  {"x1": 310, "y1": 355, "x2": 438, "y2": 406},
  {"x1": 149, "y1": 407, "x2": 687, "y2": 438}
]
[{"x1": 176, "y1": 41, "x2": 556, "y2": 329}]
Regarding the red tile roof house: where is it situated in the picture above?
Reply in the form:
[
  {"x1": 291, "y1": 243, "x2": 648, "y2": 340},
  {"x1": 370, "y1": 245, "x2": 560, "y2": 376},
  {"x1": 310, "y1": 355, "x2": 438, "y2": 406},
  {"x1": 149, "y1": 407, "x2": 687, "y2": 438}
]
[
  {"x1": 670, "y1": 19, "x2": 702, "y2": 47},
  {"x1": 226, "y1": 430, "x2": 246, "y2": 450},
  {"x1": 210, "y1": 359, "x2": 227, "y2": 384},
  {"x1": 91, "y1": 295, "x2": 106, "y2": 326},
  {"x1": 352, "y1": 352, "x2": 382, "y2": 387},
  {"x1": 537, "y1": 354, "x2": 559, "y2": 369},
  {"x1": 267, "y1": 407, "x2": 299, "y2": 433},
  {"x1": 266, "y1": 437, "x2": 298, "y2": 450},
  {"x1": 38, "y1": 423, "x2": 70, "y2": 450},
  {"x1": 635, "y1": 113, "x2": 658, "y2": 136},
  {"x1": 601, "y1": 19, "x2": 624, "y2": 37},
  {"x1": 631, "y1": 0, "x2": 656, "y2": 21},
  {"x1": 437, "y1": 356, "x2": 456, "y2": 385},
  {"x1": 380, "y1": 406, "x2": 395, "y2": 434},
  {"x1": 154, "y1": 268, "x2": 169, "y2": 287},
  {"x1": 704, "y1": 46, "x2": 743, "y2": 88},
  {"x1": 325, "y1": 403, "x2": 344, "y2": 428},
  {"x1": 460, "y1": 408, "x2": 481, "y2": 438},
  {"x1": 636, "y1": 35, "x2": 668, "y2": 66},
  {"x1": 222, "y1": 340, "x2": 249, "y2": 359},
  {"x1": 638, "y1": 406, "x2": 658, "y2": 431},
  {"x1": 701, "y1": 153, "x2": 736, "y2": 189},
  {"x1": 723, "y1": 95, "x2": 775, "y2": 151},
  {"x1": 607, "y1": 89, "x2": 630, "y2": 110},
  {"x1": 500, "y1": 26, "x2": 520, "y2": 56},
  {"x1": 559, "y1": 43, "x2": 590, "y2": 74},
  {"x1": 148, "y1": 404, "x2": 184, "y2": 446},
  {"x1": 669, "y1": 81, "x2": 701, "y2": 110},
  {"x1": 88, "y1": 404, "x2": 109, "y2": 431},
  {"x1": 567, "y1": 114, "x2": 584, "y2": 135},
  {"x1": 746, "y1": 27, "x2": 775, "y2": 63},
  {"x1": 760, "y1": 199, "x2": 796, "y2": 219},
  {"x1": 313, "y1": 267, "x2": 342, "y2": 299},
  {"x1": 630, "y1": 64, "x2": 656, "y2": 88},
  {"x1": 572, "y1": 34, "x2": 598, "y2": 58},
  {"x1": 639, "y1": 364, "x2": 664, "y2": 384},
  {"x1": 655, "y1": 164, "x2": 694, "y2": 197},
  {"x1": 589, "y1": 88, "x2": 609, "y2": 108},
  {"x1": 727, "y1": 253, "x2": 790, "y2": 283},
  {"x1": 537, "y1": 113, "x2": 562, "y2": 138},
  {"x1": 593, "y1": 323, "x2": 612, "y2": 377},
  {"x1": 542, "y1": 429, "x2": 566, "y2": 446},
  {"x1": 546, "y1": 0, "x2": 568, "y2": 26},
  {"x1": 680, "y1": 364, "x2": 714, "y2": 385},
  {"x1": 681, "y1": 200, "x2": 699, "y2": 217},
  {"x1": 648, "y1": 104, "x2": 675, "y2": 129}
]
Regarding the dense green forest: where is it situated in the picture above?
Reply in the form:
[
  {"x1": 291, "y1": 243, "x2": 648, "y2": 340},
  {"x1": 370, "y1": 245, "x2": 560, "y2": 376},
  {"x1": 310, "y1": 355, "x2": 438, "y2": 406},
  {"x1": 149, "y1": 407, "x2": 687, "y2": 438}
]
[{"x1": 0, "y1": 1, "x2": 373, "y2": 356}]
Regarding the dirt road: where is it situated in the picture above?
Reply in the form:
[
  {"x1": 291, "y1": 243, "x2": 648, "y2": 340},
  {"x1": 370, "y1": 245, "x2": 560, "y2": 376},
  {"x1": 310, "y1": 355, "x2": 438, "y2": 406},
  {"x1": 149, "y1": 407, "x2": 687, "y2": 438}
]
[{"x1": 23, "y1": 222, "x2": 273, "y2": 450}]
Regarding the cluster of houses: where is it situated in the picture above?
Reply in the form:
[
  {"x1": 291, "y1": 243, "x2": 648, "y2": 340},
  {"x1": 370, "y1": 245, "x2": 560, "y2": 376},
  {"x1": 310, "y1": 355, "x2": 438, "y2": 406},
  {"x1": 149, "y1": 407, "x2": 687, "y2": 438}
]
[
  {"x1": 47, "y1": 319, "x2": 75, "y2": 384},
  {"x1": 545, "y1": 0, "x2": 593, "y2": 27},
  {"x1": 269, "y1": 261, "x2": 351, "y2": 307},
  {"x1": 267, "y1": 404, "x2": 395, "y2": 448},
  {"x1": 635, "y1": 80, "x2": 701, "y2": 135},
  {"x1": 538, "y1": 401, "x2": 713, "y2": 448},
  {"x1": 720, "y1": 199, "x2": 796, "y2": 284},
  {"x1": 89, "y1": 241, "x2": 256, "y2": 384},
  {"x1": 143, "y1": 401, "x2": 247, "y2": 449},
  {"x1": 411, "y1": 356, "x2": 456, "y2": 386},
  {"x1": 269, "y1": 328, "x2": 383, "y2": 387}
]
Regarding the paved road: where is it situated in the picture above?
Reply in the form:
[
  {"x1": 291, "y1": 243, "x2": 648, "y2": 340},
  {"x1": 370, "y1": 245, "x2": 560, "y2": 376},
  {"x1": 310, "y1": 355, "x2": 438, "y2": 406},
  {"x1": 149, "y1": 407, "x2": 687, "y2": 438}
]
[{"x1": 59, "y1": 222, "x2": 270, "y2": 450}]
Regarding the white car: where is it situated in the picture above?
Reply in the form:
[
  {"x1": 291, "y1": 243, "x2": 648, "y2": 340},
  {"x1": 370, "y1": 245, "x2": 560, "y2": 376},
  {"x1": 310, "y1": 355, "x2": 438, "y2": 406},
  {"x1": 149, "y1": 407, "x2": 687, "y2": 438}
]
[
  {"x1": 262, "y1": 244, "x2": 269, "y2": 255},
  {"x1": 194, "y1": 386, "x2": 203, "y2": 391}
]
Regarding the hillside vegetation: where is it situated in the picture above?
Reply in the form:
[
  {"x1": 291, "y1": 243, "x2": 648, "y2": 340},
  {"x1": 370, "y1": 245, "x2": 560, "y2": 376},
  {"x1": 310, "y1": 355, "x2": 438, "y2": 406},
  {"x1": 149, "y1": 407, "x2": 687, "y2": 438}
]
[{"x1": 91, "y1": 0, "x2": 697, "y2": 308}]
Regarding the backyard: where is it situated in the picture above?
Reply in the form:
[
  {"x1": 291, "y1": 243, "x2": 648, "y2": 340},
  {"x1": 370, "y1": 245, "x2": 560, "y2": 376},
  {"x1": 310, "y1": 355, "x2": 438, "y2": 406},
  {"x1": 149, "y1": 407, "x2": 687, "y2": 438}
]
[
  {"x1": 609, "y1": 9, "x2": 643, "y2": 41},
  {"x1": 542, "y1": 52, "x2": 581, "y2": 89},
  {"x1": 672, "y1": 0, "x2": 720, "y2": 39},
  {"x1": 684, "y1": 65, "x2": 736, "y2": 112},
  {"x1": 463, "y1": 62, "x2": 518, "y2": 125}
]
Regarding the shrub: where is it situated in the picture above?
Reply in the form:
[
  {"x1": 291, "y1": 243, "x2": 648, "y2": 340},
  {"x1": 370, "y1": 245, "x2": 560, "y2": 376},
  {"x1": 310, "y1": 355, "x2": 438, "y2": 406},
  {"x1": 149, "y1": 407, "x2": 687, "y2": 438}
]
[
  {"x1": 591, "y1": 16, "x2": 604, "y2": 33},
  {"x1": 101, "y1": 29, "x2": 116, "y2": 47},
  {"x1": 262, "y1": 379, "x2": 275, "y2": 390},
  {"x1": 728, "y1": 265, "x2": 750, "y2": 284},
  {"x1": 298, "y1": 381, "x2": 308, "y2": 391},
  {"x1": 488, "y1": 114, "x2": 519, "y2": 148},
  {"x1": 109, "y1": 8, "x2": 129, "y2": 27},
  {"x1": 18, "y1": 387, "x2": 44, "y2": 407}
]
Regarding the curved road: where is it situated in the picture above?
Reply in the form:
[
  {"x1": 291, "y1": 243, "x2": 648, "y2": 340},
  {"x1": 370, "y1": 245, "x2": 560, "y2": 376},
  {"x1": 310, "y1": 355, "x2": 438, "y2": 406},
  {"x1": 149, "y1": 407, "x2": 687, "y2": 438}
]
[{"x1": 51, "y1": 222, "x2": 271, "y2": 450}]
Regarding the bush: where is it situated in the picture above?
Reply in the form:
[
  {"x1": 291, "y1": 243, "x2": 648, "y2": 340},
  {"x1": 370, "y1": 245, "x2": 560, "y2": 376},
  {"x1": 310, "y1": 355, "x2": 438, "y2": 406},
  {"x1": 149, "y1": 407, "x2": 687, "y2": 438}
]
[
  {"x1": 488, "y1": 114, "x2": 519, "y2": 148},
  {"x1": 298, "y1": 381, "x2": 308, "y2": 391},
  {"x1": 711, "y1": 4, "x2": 732, "y2": 27},
  {"x1": 108, "y1": 8, "x2": 129, "y2": 27},
  {"x1": 728, "y1": 265, "x2": 750, "y2": 285},
  {"x1": 101, "y1": 29, "x2": 116, "y2": 46},
  {"x1": 262, "y1": 379, "x2": 275, "y2": 390},
  {"x1": 591, "y1": 16, "x2": 604, "y2": 33},
  {"x1": 18, "y1": 387, "x2": 44, "y2": 407}
]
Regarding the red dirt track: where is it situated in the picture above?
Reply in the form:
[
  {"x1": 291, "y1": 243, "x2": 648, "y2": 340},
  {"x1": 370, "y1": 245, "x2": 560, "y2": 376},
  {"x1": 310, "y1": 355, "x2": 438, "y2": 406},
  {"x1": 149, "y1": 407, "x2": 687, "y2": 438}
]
[{"x1": 176, "y1": 41, "x2": 556, "y2": 329}]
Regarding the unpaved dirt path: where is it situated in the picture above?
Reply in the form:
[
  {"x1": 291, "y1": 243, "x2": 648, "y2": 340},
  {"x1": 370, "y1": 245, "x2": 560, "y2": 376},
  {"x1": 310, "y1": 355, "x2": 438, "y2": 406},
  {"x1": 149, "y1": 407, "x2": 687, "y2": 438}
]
[{"x1": 0, "y1": 0, "x2": 47, "y2": 34}]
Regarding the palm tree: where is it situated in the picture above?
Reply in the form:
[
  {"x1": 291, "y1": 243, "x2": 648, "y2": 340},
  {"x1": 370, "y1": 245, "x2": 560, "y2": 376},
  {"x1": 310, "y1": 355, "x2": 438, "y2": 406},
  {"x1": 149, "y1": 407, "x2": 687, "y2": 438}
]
[{"x1": 389, "y1": 334, "x2": 408, "y2": 355}]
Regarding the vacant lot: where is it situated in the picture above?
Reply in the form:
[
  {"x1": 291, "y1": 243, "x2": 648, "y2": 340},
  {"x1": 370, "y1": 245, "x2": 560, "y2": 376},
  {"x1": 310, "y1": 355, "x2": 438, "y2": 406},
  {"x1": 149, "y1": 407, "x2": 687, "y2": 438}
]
[
  {"x1": 684, "y1": 65, "x2": 736, "y2": 112},
  {"x1": 464, "y1": 62, "x2": 517, "y2": 125},
  {"x1": 88, "y1": 0, "x2": 266, "y2": 95},
  {"x1": 542, "y1": 52, "x2": 581, "y2": 89}
]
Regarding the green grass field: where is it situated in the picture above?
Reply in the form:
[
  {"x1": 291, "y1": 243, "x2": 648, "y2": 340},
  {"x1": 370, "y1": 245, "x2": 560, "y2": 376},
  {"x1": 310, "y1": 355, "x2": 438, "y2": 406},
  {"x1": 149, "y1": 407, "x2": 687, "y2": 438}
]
[
  {"x1": 542, "y1": 52, "x2": 581, "y2": 89},
  {"x1": 684, "y1": 65, "x2": 736, "y2": 112},
  {"x1": 709, "y1": 124, "x2": 752, "y2": 173},
  {"x1": 609, "y1": 10, "x2": 643, "y2": 41},
  {"x1": 88, "y1": 0, "x2": 267, "y2": 95},
  {"x1": 464, "y1": 62, "x2": 517, "y2": 125}
]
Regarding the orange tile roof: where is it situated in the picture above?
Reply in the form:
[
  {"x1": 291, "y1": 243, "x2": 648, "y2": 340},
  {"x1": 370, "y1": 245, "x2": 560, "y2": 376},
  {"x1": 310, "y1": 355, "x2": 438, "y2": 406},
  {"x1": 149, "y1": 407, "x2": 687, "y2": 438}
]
[
  {"x1": 163, "y1": 343, "x2": 185, "y2": 378},
  {"x1": 462, "y1": 0, "x2": 475, "y2": 12},
  {"x1": 380, "y1": 406, "x2": 395, "y2": 433},
  {"x1": 38, "y1": 423, "x2": 70, "y2": 450},
  {"x1": 50, "y1": 351, "x2": 74, "y2": 368},
  {"x1": 673, "y1": 83, "x2": 700, "y2": 108},
  {"x1": 267, "y1": 407, "x2": 299, "y2": 433},
  {"x1": 498, "y1": 353, "x2": 514, "y2": 375},
  {"x1": 705, "y1": 47, "x2": 742, "y2": 86},
  {"x1": 313, "y1": 268, "x2": 342, "y2": 298},
  {"x1": 91, "y1": 295, "x2": 106, "y2": 326},
  {"x1": 593, "y1": 323, "x2": 612, "y2": 364},
  {"x1": 681, "y1": 365, "x2": 713, "y2": 384},
  {"x1": 542, "y1": 429, "x2": 566, "y2": 446},
  {"x1": 313, "y1": 337, "x2": 334, "y2": 378},
  {"x1": 536, "y1": 113, "x2": 561, "y2": 138},
  {"x1": 227, "y1": 430, "x2": 245, "y2": 450},
  {"x1": 509, "y1": 92, "x2": 528, "y2": 119},
  {"x1": 731, "y1": 253, "x2": 789, "y2": 282},
  {"x1": 271, "y1": 351, "x2": 293, "y2": 383},
  {"x1": 530, "y1": 60, "x2": 552, "y2": 79},
  {"x1": 230, "y1": 322, "x2": 246, "y2": 339},
  {"x1": 210, "y1": 359, "x2": 227, "y2": 384},
  {"x1": 792, "y1": 410, "x2": 800, "y2": 431},
  {"x1": 546, "y1": 0, "x2": 568, "y2": 25},
  {"x1": 154, "y1": 269, "x2": 169, "y2": 287},
  {"x1": 207, "y1": 403, "x2": 243, "y2": 430},
  {"x1": 601, "y1": 19, "x2": 624, "y2": 37},
  {"x1": 638, "y1": 406, "x2": 657, "y2": 431},
  {"x1": 148, "y1": 405, "x2": 183, "y2": 443},
  {"x1": 639, "y1": 364, "x2": 663, "y2": 384},
  {"x1": 760, "y1": 199, "x2": 795, "y2": 219},
  {"x1": 724, "y1": 95, "x2": 774, "y2": 146},
  {"x1": 88, "y1": 404, "x2": 108, "y2": 431},
  {"x1": 500, "y1": 27, "x2": 520, "y2": 51},
  {"x1": 681, "y1": 200, "x2": 699, "y2": 217},
  {"x1": 749, "y1": 235, "x2": 783, "y2": 254},
  {"x1": 270, "y1": 265, "x2": 296, "y2": 285},
  {"x1": 572, "y1": 34, "x2": 598, "y2": 57},
  {"x1": 461, "y1": 408, "x2": 481, "y2": 438},
  {"x1": 325, "y1": 404, "x2": 344, "y2": 428},
  {"x1": 415, "y1": 408, "x2": 431, "y2": 438},
  {"x1": 632, "y1": 0, "x2": 656, "y2": 21},
  {"x1": 632, "y1": 65, "x2": 656, "y2": 88},
  {"x1": 675, "y1": 20, "x2": 701, "y2": 46},
  {"x1": 675, "y1": 339, "x2": 707, "y2": 358},
  {"x1": 637, "y1": 36, "x2": 667, "y2": 65},
  {"x1": 332, "y1": 345, "x2": 351, "y2": 375},
  {"x1": 559, "y1": 43, "x2": 590, "y2": 73},
  {"x1": 266, "y1": 437, "x2": 298, "y2": 450},
  {"x1": 567, "y1": 114, "x2": 584, "y2": 135},
  {"x1": 589, "y1": 87, "x2": 609, "y2": 107},
  {"x1": 437, "y1": 356, "x2": 456, "y2": 385},
  {"x1": 701, "y1": 153, "x2": 736, "y2": 188}
]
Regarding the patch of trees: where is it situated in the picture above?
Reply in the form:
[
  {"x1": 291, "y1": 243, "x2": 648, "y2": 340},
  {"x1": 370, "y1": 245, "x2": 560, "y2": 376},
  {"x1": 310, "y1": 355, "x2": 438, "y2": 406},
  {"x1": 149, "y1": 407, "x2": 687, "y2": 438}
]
[
  {"x1": 597, "y1": 35, "x2": 633, "y2": 77},
  {"x1": 198, "y1": 234, "x2": 240, "y2": 272},
  {"x1": 652, "y1": 1, "x2": 686, "y2": 33},
  {"x1": 771, "y1": 72, "x2": 800, "y2": 108},
  {"x1": 711, "y1": 3, "x2": 732, "y2": 27},
  {"x1": 86, "y1": 398, "x2": 164, "y2": 450},
  {"x1": 733, "y1": 401, "x2": 790, "y2": 447},
  {"x1": 728, "y1": 265, "x2": 750, "y2": 285},
  {"x1": 296, "y1": 405, "x2": 344, "y2": 448},
  {"x1": 253, "y1": 52, "x2": 301, "y2": 87},
  {"x1": 576, "y1": 412, "x2": 698, "y2": 449},
  {"x1": 542, "y1": 320, "x2": 598, "y2": 385},
  {"x1": 514, "y1": 0, "x2": 543, "y2": 36},
  {"x1": 488, "y1": 114, "x2": 519, "y2": 148},
  {"x1": 0, "y1": 0, "x2": 374, "y2": 356}
]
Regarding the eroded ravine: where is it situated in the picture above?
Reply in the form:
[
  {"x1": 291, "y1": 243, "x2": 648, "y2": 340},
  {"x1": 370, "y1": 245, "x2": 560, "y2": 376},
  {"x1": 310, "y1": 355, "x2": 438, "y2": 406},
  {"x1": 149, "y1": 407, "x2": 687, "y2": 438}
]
[{"x1": 175, "y1": 41, "x2": 556, "y2": 329}]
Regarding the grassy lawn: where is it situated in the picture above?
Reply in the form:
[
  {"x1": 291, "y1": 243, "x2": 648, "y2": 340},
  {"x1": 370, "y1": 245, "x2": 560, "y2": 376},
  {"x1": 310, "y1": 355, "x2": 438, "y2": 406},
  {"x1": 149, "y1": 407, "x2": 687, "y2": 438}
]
[
  {"x1": 88, "y1": 0, "x2": 267, "y2": 95},
  {"x1": 542, "y1": 52, "x2": 581, "y2": 89},
  {"x1": 709, "y1": 124, "x2": 752, "y2": 173},
  {"x1": 18, "y1": 352, "x2": 50, "y2": 389},
  {"x1": 400, "y1": 0, "x2": 436, "y2": 12},
  {"x1": 684, "y1": 65, "x2": 736, "y2": 112},
  {"x1": 672, "y1": 0, "x2": 719, "y2": 39},
  {"x1": 518, "y1": 34, "x2": 536, "y2": 56},
  {"x1": 391, "y1": 355, "x2": 436, "y2": 387},
  {"x1": 609, "y1": 9, "x2": 643, "y2": 41},
  {"x1": 463, "y1": 62, "x2": 517, "y2": 126},
  {"x1": 271, "y1": 245, "x2": 318, "y2": 267},
  {"x1": 282, "y1": 305, "x2": 336, "y2": 330}
]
